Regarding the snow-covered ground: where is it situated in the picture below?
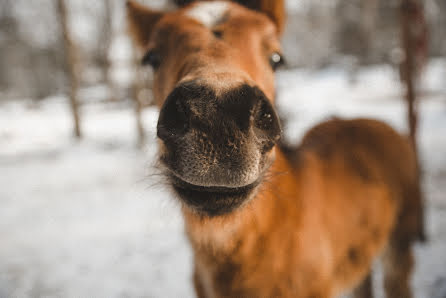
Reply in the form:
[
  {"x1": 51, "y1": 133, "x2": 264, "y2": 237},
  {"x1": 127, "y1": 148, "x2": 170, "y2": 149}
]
[{"x1": 0, "y1": 61, "x2": 445, "y2": 298}]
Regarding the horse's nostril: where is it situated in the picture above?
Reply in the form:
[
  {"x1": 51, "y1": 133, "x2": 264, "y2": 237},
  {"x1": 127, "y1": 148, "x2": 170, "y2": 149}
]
[
  {"x1": 157, "y1": 93, "x2": 189, "y2": 142},
  {"x1": 254, "y1": 97, "x2": 280, "y2": 133},
  {"x1": 222, "y1": 85, "x2": 258, "y2": 132}
]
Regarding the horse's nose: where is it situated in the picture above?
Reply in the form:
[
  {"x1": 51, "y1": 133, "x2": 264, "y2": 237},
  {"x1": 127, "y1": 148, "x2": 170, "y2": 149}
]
[{"x1": 157, "y1": 82, "x2": 281, "y2": 148}]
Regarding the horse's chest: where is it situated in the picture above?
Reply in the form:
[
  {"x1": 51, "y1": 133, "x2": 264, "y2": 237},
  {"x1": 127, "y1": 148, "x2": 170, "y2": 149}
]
[{"x1": 198, "y1": 233, "x2": 333, "y2": 298}]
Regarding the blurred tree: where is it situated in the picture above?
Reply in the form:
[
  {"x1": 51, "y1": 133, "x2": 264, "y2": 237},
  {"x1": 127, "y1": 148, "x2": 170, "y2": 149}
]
[
  {"x1": 132, "y1": 59, "x2": 146, "y2": 147},
  {"x1": 335, "y1": 0, "x2": 380, "y2": 65},
  {"x1": 56, "y1": 0, "x2": 82, "y2": 138},
  {"x1": 0, "y1": 1, "x2": 65, "y2": 100},
  {"x1": 95, "y1": 0, "x2": 117, "y2": 101},
  {"x1": 400, "y1": 0, "x2": 428, "y2": 152},
  {"x1": 0, "y1": 0, "x2": 16, "y2": 91}
]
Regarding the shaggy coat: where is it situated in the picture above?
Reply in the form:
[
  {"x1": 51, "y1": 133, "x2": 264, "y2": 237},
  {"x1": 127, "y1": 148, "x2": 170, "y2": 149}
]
[{"x1": 126, "y1": 1, "x2": 424, "y2": 297}]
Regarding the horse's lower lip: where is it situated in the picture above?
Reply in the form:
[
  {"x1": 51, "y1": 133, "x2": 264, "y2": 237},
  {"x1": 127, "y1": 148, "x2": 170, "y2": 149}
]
[
  {"x1": 169, "y1": 175, "x2": 260, "y2": 216},
  {"x1": 170, "y1": 175, "x2": 259, "y2": 194}
]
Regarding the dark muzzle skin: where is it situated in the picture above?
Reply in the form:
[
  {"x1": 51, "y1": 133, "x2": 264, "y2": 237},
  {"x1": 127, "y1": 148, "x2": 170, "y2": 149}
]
[{"x1": 157, "y1": 81, "x2": 281, "y2": 216}]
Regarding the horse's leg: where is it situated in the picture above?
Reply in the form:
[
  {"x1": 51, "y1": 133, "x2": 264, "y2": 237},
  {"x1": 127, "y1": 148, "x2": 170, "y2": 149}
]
[
  {"x1": 382, "y1": 239, "x2": 414, "y2": 298},
  {"x1": 351, "y1": 272, "x2": 373, "y2": 298},
  {"x1": 193, "y1": 268, "x2": 207, "y2": 298},
  {"x1": 381, "y1": 175, "x2": 422, "y2": 298}
]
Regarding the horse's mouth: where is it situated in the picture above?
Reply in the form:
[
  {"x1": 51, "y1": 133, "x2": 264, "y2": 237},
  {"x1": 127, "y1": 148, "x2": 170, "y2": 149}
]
[{"x1": 169, "y1": 175, "x2": 260, "y2": 216}]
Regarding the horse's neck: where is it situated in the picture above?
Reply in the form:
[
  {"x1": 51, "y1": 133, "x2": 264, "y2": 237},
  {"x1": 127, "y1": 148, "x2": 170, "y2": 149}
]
[{"x1": 182, "y1": 148, "x2": 300, "y2": 255}]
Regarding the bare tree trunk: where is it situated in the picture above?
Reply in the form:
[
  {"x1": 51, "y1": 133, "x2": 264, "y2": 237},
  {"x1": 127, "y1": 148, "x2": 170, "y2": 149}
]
[
  {"x1": 131, "y1": 51, "x2": 146, "y2": 147},
  {"x1": 400, "y1": 0, "x2": 417, "y2": 150},
  {"x1": 400, "y1": 0, "x2": 428, "y2": 244},
  {"x1": 56, "y1": 0, "x2": 81, "y2": 138},
  {"x1": 361, "y1": 0, "x2": 379, "y2": 61},
  {"x1": 361, "y1": 0, "x2": 378, "y2": 36},
  {"x1": 99, "y1": 0, "x2": 116, "y2": 101},
  {"x1": 134, "y1": 93, "x2": 145, "y2": 147},
  {"x1": 130, "y1": 49, "x2": 156, "y2": 147},
  {"x1": 0, "y1": 0, "x2": 14, "y2": 89},
  {"x1": 400, "y1": 0, "x2": 426, "y2": 153}
]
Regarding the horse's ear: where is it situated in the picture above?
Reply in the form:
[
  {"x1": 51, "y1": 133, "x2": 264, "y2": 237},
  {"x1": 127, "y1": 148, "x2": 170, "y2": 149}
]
[
  {"x1": 251, "y1": 0, "x2": 285, "y2": 35},
  {"x1": 126, "y1": 0, "x2": 164, "y2": 48}
]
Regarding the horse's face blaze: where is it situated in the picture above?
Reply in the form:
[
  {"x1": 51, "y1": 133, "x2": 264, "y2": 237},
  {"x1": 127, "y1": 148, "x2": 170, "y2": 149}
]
[{"x1": 127, "y1": 1, "x2": 283, "y2": 216}]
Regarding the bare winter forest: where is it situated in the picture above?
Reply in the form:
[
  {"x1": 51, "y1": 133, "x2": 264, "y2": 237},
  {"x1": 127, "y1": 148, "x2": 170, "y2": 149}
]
[{"x1": 0, "y1": 0, "x2": 445, "y2": 297}]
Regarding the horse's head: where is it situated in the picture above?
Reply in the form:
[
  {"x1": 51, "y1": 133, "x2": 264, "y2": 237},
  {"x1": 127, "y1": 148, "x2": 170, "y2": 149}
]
[{"x1": 127, "y1": 0, "x2": 284, "y2": 216}]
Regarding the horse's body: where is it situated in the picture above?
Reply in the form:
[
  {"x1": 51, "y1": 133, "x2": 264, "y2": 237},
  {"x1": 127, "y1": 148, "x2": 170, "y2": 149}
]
[
  {"x1": 186, "y1": 118, "x2": 422, "y2": 297},
  {"x1": 126, "y1": 1, "x2": 424, "y2": 297}
]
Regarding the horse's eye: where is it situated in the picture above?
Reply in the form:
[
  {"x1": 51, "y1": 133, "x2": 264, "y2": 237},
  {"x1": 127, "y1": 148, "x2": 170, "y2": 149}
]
[
  {"x1": 141, "y1": 50, "x2": 161, "y2": 69},
  {"x1": 269, "y1": 52, "x2": 285, "y2": 71},
  {"x1": 212, "y1": 30, "x2": 223, "y2": 39}
]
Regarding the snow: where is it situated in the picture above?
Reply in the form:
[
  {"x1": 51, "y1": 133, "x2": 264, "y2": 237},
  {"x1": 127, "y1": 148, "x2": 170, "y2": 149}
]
[{"x1": 1, "y1": 61, "x2": 445, "y2": 297}]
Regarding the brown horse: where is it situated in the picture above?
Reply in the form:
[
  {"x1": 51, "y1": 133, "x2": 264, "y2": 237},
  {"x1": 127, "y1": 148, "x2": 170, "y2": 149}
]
[{"x1": 126, "y1": 1, "x2": 424, "y2": 297}]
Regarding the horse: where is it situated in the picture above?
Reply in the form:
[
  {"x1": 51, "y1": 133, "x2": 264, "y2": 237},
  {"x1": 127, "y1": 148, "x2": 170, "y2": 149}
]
[{"x1": 126, "y1": 1, "x2": 424, "y2": 297}]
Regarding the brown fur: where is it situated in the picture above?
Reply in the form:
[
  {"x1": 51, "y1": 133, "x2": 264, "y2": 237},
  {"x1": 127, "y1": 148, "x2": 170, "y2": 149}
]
[
  {"x1": 184, "y1": 119, "x2": 421, "y2": 297},
  {"x1": 126, "y1": 1, "x2": 424, "y2": 297}
]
